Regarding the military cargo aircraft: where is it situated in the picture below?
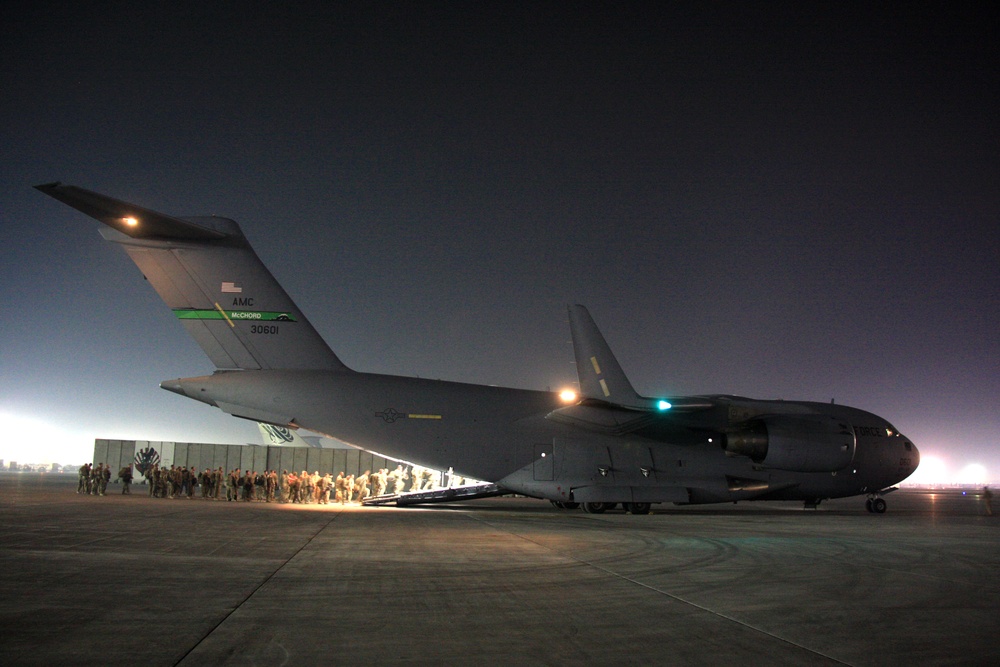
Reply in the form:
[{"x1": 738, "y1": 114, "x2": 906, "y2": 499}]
[{"x1": 37, "y1": 183, "x2": 919, "y2": 514}]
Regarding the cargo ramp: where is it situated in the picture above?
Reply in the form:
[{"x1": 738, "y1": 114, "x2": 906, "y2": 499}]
[{"x1": 363, "y1": 483, "x2": 506, "y2": 507}]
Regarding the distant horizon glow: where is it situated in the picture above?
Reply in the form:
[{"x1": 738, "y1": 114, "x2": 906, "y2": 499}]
[{"x1": 0, "y1": 411, "x2": 94, "y2": 465}]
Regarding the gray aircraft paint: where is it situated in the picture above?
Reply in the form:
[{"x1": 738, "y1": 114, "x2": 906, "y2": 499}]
[{"x1": 37, "y1": 183, "x2": 920, "y2": 511}]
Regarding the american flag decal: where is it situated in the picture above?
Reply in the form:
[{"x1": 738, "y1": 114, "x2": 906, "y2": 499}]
[{"x1": 221, "y1": 281, "x2": 242, "y2": 293}]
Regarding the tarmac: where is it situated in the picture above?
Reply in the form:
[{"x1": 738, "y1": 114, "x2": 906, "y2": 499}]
[{"x1": 2, "y1": 473, "x2": 998, "y2": 666}]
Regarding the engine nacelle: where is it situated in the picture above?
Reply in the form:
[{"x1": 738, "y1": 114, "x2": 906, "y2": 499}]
[{"x1": 724, "y1": 414, "x2": 856, "y2": 472}]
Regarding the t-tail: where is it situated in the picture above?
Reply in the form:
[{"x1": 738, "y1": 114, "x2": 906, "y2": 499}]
[
  {"x1": 568, "y1": 304, "x2": 647, "y2": 409},
  {"x1": 567, "y1": 304, "x2": 711, "y2": 414},
  {"x1": 35, "y1": 183, "x2": 349, "y2": 372}
]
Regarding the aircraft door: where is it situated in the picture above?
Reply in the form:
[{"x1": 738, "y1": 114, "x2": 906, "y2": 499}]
[{"x1": 533, "y1": 442, "x2": 554, "y2": 481}]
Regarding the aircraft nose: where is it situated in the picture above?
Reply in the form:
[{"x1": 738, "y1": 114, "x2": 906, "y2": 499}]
[{"x1": 905, "y1": 438, "x2": 920, "y2": 477}]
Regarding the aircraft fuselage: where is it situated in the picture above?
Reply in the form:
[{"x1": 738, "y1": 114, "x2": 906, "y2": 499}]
[{"x1": 163, "y1": 369, "x2": 919, "y2": 505}]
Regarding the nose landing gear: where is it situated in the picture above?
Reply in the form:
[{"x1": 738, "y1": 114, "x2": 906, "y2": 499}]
[{"x1": 865, "y1": 495, "x2": 887, "y2": 513}]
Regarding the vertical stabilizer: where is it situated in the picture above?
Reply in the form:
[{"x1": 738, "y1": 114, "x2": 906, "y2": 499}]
[
  {"x1": 36, "y1": 183, "x2": 349, "y2": 372},
  {"x1": 568, "y1": 304, "x2": 645, "y2": 408}
]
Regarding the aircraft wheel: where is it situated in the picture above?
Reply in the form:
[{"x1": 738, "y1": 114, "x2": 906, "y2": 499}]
[
  {"x1": 551, "y1": 501, "x2": 565, "y2": 509},
  {"x1": 562, "y1": 501, "x2": 579, "y2": 509},
  {"x1": 627, "y1": 502, "x2": 651, "y2": 515},
  {"x1": 865, "y1": 498, "x2": 874, "y2": 513},
  {"x1": 872, "y1": 497, "x2": 887, "y2": 514},
  {"x1": 582, "y1": 502, "x2": 606, "y2": 514}
]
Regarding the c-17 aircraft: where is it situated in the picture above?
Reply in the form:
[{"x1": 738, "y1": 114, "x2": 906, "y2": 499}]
[{"x1": 37, "y1": 183, "x2": 919, "y2": 514}]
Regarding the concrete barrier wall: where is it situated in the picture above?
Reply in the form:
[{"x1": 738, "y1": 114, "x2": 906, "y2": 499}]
[
  {"x1": 93, "y1": 440, "x2": 403, "y2": 480},
  {"x1": 94, "y1": 440, "x2": 139, "y2": 473}
]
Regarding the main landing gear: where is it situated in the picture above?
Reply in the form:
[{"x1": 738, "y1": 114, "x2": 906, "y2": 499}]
[
  {"x1": 550, "y1": 501, "x2": 652, "y2": 515},
  {"x1": 865, "y1": 494, "x2": 887, "y2": 514},
  {"x1": 549, "y1": 500, "x2": 580, "y2": 510}
]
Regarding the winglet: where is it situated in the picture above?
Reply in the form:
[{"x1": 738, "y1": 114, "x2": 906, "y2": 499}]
[{"x1": 568, "y1": 305, "x2": 647, "y2": 409}]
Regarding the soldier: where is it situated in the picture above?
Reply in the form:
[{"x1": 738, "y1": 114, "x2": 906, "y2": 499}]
[
  {"x1": 265, "y1": 469, "x2": 277, "y2": 502},
  {"x1": 317, "y1": 473, "x2": 332, "y2": 504},
  {"x1": 227, "y1": 469, "x2": 239, "y2": 501},
  {"x1": 280, "y1": 470, "x2": 290, "y2": 502},
  {"x1": 371, "y1": 468, "x2": 387, "y2": 497},
  {"x1": 199, "y1": 469, "x2": 210, "y2": 498},
  {"x1": 213, "y1": 467, "x2": 224, "y2": 500},
  {"x1": 77, "y1": 463, "x2": 91, "y2": 494},
  {"x1": 425, "y1": 468, "x2": 438, "y2": 490},
  {"x1": 244, "y1": 471, "x2": 256, "y2": 501},
  {"x1": 311, "y1": 471, "x2": 322, "y2": 503},
  {"x1": 88, "y1": 463, "x2": 101, "y2": 495},
  {"x1": 287, "y1": 471, "x2": 300, "y2": 503},
  {"x1": 145, "y1": 464, "x2": 156, "y2": 496},
  {"x1": 355, "y1": 470, "x2": 370, "y2": 503},
  {"x1": 299, "y1": 470, "x2": 312, "y2": 503},
  {"x1": 158, "y1": 466, "x2": 169, "y2": 498},
  {"x1": 387, "y1": 465, "x2": 407, "y2": 494},
  {"x1": 119, "y1": 465, "x2": 133, "y2": 494},
  {"x1": 984, "y1": 486, "x2": 993, "y2": 516},
  {"x1": 254, "y1": 471, "x2": 265, "y2": 501},
  {"x1": 344, "y1": 474, "x2": 355, "y2": 503},
  {"x1": 334, "y1": 472, "x2": 346, "y2": 504},
  {"x1": 98, "y1": 463, "x2": 110, "y2": 496}
]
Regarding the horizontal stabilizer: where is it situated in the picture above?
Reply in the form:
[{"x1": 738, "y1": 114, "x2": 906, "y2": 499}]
[
  {"x1": 216, "y1": 401, "x2": 296, "y2": 427},
  {"x1": 257, "y1": 422, "x2": 322, "y2": 448},
  {"x1": 34, "y1": 183, "x2": 227, "y2": 241}
]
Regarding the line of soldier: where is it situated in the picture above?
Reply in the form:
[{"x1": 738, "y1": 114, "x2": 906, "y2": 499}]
[
  {"x1": 76, "y1": 462, "x2": 112, "y2": 495},
  {"x1": 76, "y1": 461, "x2": 457, "y2": 503}
]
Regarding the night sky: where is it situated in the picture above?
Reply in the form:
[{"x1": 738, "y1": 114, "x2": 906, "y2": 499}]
[{"x1": 2, "y1": 2, "x2": 997, "y2": 483}]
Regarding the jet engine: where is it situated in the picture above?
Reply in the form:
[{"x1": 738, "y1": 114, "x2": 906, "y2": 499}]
[{"x1": 724, "y1": 414, "x2": 856, "y2": 472}]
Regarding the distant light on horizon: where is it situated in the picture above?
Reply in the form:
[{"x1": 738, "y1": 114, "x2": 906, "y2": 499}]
[
  {"x1": 958, "y1": 463, "x2": 988, "y2": 485},
  {"x1": 0, "y1": 411, "x2": 93, "y2": 465},
  {"x1": 904, "y1": 452, "x2": 993, "y2": 486}
]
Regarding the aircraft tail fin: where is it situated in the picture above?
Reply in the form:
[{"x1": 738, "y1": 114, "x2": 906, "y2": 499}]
[
  {"x1": 568, "y1": 305, "x2": 646, "y2": 409},
  {"x1": 36, "y1": 183, "x2": 349, "y2": 372}
]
